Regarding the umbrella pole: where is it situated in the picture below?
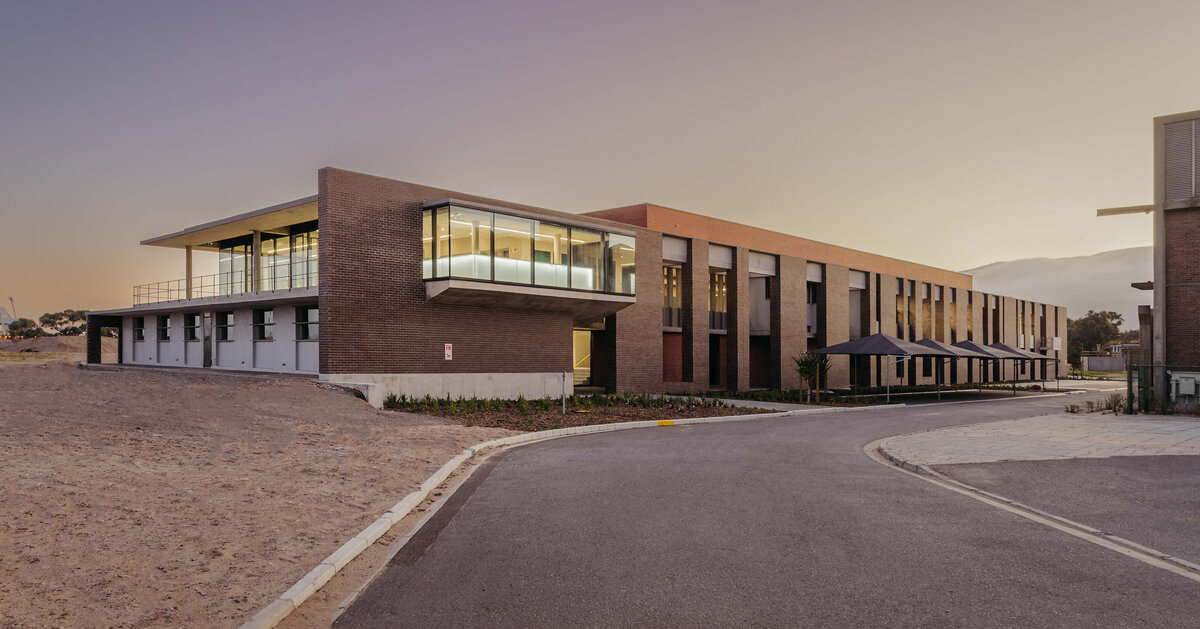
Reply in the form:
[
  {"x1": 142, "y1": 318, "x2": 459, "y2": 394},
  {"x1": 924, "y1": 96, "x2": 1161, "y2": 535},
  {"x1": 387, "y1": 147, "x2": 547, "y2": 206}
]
[
  {"x1": 937, "y1": 357, "x2": 942, "y2": 400},
  {"x1": 887, "y1": 356, "x2": 891, "y2": 403}
]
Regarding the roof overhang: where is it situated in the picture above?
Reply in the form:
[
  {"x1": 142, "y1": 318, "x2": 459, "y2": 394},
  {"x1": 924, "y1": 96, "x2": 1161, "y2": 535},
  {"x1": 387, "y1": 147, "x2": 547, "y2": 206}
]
[
  {"x1": 425, "y1": 279, "x2": 636, "y2": 326},
  {"x1": 141, "y1": 196, "x2": 318, "y2": 250}
]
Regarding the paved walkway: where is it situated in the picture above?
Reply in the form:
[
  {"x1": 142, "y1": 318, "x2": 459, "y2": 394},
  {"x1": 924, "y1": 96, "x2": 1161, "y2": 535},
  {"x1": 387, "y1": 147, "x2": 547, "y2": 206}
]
[{"x1": 883, "y1": 414, "x2": 1200, "y2": 465}]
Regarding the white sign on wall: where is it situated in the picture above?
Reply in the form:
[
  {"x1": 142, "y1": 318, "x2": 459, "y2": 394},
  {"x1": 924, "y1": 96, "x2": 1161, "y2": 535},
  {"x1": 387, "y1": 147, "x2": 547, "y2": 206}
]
[
  {"x1": 1053, "y1": 337, "x2": 1062, "y2": 351},
  {"x1": 444, "y1": 343, "x2": 453, "y2": 360}
]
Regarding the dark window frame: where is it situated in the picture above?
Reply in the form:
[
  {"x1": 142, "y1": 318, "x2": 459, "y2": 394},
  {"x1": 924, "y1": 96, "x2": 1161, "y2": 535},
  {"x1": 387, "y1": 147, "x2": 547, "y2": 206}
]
[
  {"x1": 156, "y1": 314, "x2": 171, "y2": 342},
  {"x1": 183, "y1": 313, "x2": 200, "y2": 342},
  {"x1": 252, "y1": 308, "x2": 274, "y2": 341},
  {"x1": 215, "y1": 311, "x2": 234, "y2": 342},
  {"x1": 296, "y1": 306, "x2": 319, "y2": 341},
  {"x1": 132, "y1": 316, "x2": 145, "y2": 342}
]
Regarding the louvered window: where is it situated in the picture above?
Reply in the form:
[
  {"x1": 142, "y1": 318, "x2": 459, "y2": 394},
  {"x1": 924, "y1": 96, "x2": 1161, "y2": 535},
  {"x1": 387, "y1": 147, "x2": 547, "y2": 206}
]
[{"x1": 1164, "y1": 120, "x2": 1200, "y2": 203}]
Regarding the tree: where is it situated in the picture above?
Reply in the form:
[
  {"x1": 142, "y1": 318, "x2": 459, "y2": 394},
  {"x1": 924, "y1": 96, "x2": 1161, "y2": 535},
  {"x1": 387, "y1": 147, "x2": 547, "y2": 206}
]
[
  {"x1": 38, "y1": 309, "x2": 87, "y2": 336},
  {"x1": 8, "y1": 318, "x2": 44, "y2": 339},
  {"x1": 1067, "y1": 310, "x2": 1123, "y2": 367},
  {"x1": 793, "y1": 352, "x2": 831, "y2": 403}
]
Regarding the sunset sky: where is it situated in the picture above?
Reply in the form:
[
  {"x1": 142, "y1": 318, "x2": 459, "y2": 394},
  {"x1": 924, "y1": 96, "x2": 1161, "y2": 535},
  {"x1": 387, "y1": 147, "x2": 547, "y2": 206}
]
[{"x1": 1, "y1": 1, "x2": 1194, "y2": 318}]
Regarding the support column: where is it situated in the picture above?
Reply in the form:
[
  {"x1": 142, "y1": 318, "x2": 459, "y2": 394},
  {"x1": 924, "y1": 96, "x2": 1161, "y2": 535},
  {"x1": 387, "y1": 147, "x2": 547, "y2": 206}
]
[
  {"x1": 726, "y1": 247, "x2": 751, "y2": 391},
  {"x1": 772, "y1": 255, "x2": 806, "y2": 390},
  {"x1": 252, "y1": 230, "x2": 262, "y2": 293},
  {"x1": 185, "y1": 245, "x2": 193, "y2": 299},
  {"x1": 823, "y1": 264, "x2": 851, "y2": 389},
  {"x1": 682, "y1": 239, "x2": 710, "y2": 389}
]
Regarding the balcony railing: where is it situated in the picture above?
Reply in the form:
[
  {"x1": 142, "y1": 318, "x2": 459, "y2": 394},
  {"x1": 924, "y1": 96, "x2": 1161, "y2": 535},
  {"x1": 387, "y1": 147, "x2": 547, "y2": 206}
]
[{"x1": 133, "y1": 270, "x2": 318, "y2": 306}]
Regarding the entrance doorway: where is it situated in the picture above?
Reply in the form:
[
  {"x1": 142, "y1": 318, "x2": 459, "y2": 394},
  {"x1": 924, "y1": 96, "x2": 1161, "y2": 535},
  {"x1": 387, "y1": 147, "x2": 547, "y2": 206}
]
[{"x1": 573, "y1": 329, "x2": 592, "y2": 386}]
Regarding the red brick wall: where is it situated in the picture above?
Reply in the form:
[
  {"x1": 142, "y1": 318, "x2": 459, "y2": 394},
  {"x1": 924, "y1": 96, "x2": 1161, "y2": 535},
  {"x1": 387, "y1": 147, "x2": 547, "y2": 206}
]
[
  {"x1": 1165, "y1": 208, "x2": 1200, "y2": 365},
  {"x1": 609, "y1": 227, "x2": 665, "y2": 392},
  {"x1": 662, "y1": 332, "x2": 683, "y2": 382},
  {"x1": 319, "y1": 168, "x2": 583, "y2": 375}
]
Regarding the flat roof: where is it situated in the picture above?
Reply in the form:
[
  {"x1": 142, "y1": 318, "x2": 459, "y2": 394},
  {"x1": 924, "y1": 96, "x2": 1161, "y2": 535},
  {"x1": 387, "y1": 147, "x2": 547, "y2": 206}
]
[
  {"x1": 586, "y1": 203, "x2": 973, "y2": 290},
  {"x1": 140, "y1": 195, "x2": 318, "y2": 250}
]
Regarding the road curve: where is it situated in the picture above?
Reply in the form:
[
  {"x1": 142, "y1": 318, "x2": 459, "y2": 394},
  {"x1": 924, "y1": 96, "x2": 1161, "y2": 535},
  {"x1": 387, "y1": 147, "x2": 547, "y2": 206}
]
[{"x1": 337, "y1": 393, "x2": 1199, "y2": 628}]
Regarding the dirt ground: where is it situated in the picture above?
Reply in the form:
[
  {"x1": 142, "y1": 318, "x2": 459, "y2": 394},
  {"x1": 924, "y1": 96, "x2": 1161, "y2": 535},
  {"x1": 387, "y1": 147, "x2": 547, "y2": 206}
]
[{"x1": 0, "y1": 356, "x2": 514, "y2": 628}]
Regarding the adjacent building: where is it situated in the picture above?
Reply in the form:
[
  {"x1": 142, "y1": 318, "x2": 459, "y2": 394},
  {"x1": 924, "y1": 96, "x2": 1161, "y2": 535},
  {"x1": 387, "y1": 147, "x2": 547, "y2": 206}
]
[
  {"x1": 1099, "y1": 109, "x2": 1200, "y2": 403},
  {"x1": 89, "y1": 168, "x2": 1066, "y2": 405}
]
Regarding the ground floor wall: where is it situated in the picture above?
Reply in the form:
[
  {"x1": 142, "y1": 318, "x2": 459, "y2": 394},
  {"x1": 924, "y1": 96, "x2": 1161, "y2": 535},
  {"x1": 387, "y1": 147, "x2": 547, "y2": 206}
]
[
  {"x1": 324, "y1": 372, "x2": 572, "y2": 408},
  {"x1": 118, "y1": 306, "x2": 318, "y2": 374}
]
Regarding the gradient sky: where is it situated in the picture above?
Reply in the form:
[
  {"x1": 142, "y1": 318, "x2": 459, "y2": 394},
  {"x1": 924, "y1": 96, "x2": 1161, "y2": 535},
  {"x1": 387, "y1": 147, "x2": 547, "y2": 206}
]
[{"x1": 1, "y1": 0, "x2": 1192, "y2": 318}]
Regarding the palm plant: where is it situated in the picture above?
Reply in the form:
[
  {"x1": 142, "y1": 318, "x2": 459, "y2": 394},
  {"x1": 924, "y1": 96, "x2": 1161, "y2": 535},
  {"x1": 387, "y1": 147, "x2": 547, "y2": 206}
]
[{"x1": 793, "y1": 352, "x2": 831, "y2": 403}]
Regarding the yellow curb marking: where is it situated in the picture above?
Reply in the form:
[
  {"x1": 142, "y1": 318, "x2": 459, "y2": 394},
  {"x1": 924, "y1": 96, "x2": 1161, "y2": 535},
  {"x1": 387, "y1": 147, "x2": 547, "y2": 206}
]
[{"x1": 658, "y1": 420, "x2": 675, "y2": 426}]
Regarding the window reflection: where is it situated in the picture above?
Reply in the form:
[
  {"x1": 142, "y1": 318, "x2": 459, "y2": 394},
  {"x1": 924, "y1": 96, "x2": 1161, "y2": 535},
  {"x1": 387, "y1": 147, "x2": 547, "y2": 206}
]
[
  {"x1": 494, "y1": 214, "x2": 533, "y2": 283},
  {"x1": 422, "y1": 205, "x2": 635, "y2": 295}
]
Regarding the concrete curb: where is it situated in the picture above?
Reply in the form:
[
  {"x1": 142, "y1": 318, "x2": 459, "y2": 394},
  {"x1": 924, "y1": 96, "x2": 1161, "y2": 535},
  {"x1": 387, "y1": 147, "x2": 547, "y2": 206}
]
[
  {"x1": 238, "y1": 402, "x2": 897, "y2": 629},
  {"x1": 874, "y1": 438, "x2": 1200, "y2": 581}
]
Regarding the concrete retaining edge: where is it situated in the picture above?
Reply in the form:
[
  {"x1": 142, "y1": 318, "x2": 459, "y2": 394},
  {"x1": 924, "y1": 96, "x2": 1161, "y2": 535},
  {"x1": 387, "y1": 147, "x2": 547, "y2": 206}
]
[
  {"x1": 875, "y1": 437, "x2": 1200, "y2": 580},
  {"x1": 239, "y1": 402, "x2": 899, "y2": 628}
]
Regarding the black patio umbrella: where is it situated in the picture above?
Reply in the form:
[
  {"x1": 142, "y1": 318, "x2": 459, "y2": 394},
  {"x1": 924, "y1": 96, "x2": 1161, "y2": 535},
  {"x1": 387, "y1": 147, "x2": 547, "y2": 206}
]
[
  {"x1": 989, "y1": 342, "x2": 1059, "y2": 391},
  {"x1": 815, "y1": 333, "x2": 954, "y2": 402},
  {"x1": 915, "y1": 338, "x2": 994, "y2": 399}
]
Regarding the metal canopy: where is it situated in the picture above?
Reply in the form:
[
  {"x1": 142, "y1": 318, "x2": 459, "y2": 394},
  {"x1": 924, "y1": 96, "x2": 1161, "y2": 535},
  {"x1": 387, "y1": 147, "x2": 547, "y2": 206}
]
[
  {"x1": 988, "y1": 342, "x2": 1054, "y2": 361},
  {"x1": 915, "y1": 338, "x2": 993, "y2": 359},
  {"x1": 814, "y1": 333, "x2": 955, "y2": 357},
  {"x1": 952, "y1": 340, "x2": 1012, "y2": 360}
]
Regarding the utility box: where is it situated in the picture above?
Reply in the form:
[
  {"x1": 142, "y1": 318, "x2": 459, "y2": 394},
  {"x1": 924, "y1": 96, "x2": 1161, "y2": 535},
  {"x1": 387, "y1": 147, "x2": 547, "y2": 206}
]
[{"x1": 1169, "y1": 371, "x2": 1200, "y2": 404}]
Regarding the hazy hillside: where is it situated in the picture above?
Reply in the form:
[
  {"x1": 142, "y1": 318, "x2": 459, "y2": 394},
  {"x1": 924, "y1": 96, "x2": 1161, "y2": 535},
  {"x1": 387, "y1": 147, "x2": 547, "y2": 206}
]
[{"x1": 962, "y1": 246, "x2": 1151, "y2": 327}]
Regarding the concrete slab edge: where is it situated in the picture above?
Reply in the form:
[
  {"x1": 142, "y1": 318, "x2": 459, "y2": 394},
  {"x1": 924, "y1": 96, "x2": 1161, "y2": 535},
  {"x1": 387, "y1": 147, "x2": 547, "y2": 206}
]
[
  {"x1": 239, "y1": 401, "x2": 886, "y2": 628},
  {"x1": 871, "y1": 438, "x2": 1200, "y2": 583}
]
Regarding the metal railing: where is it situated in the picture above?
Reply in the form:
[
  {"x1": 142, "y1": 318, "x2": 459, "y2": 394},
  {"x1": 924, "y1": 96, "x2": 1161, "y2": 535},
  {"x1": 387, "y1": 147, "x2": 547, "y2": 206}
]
[{"x1": 133, "y1": 270, "x2": 318, "y2": 305}]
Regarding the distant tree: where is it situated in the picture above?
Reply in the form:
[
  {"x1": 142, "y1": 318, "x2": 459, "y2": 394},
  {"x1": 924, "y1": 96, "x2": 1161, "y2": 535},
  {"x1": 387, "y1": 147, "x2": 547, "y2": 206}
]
[
  {"x1": 38, "y1": 309, "x2": 87, "y2": 336},
  {"x1": 8, "y1": 318, "x2": 44, "y2": 339},
  {"x1": 1067, "y1": 310, "x2": 1123, "y2": 366}
]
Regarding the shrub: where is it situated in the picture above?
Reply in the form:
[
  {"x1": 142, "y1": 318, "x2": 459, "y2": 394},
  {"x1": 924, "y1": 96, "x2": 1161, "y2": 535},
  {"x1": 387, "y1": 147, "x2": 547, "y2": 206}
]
[
  {"x1": 383, "y1": 393, "x2": 401, "y2": 410},
  {"x1": 1103, "y1": 392, "x2": 1125, "y2": 413},
  {"x1": 1064, "y1": 404, "x2": 1079, "y2": 413}
]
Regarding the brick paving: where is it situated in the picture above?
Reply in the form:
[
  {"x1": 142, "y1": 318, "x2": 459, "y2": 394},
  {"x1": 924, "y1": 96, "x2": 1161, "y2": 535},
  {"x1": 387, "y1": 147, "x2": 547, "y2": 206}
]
[{"x1": 882, "y1": 414, "x2": 1200, "y2": 465}]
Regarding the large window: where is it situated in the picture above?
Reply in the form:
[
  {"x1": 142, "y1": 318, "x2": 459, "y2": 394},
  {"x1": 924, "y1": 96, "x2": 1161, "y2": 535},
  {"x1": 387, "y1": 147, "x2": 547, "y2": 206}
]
[
  {"x1": 184, "y1": 313, "x2": 200, "y2": 341},
  {"x1": 534, "y1": 221, "x2": 570, "y2": 288},
  {"x1": 422, "y1": 204, "x2": 635, "y2": 294},
  {"x1": 296, "y1": 306, "x2": 318, "y2": 340},
  {"x1": 607, "y1": 234, "x2": 635, "y2": 293},
  {"x1": 449, "y1": 207, "x2": 493, "y2": 280},
  {"x1": 157, "y1": 315, "x2": 171, "y2": 341},
  {"x1": 253, "y1": 308, "x2": 274, "y2": 341},
  {"x1": 217, "y1": 223, "x2": 317, "y2": 294},
  {"x1": 570, "y1": 228, "x2": 604, "y2": 291},
  {"x1": 709, "y1": 271, "x2": 727, "y2": 330},
  {"x1": 663, "y1": 265, "x2": 681, "y2": 327},
  {"x1": 215, "y1": 311, "x2": 234, "y2": 341},
  {"x1": 132, "y1": 316, "x2": 145, "y2": 342},
  {"x1": 494, "y1": 214, "x2": 533, "y2": 284},
  {"x1": 219, "y1": 242, "x2": 251, "y2": 296}
]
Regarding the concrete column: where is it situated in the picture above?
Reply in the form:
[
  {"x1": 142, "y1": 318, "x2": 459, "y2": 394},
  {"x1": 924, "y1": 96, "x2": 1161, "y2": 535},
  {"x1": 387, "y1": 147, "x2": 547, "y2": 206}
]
[
  {"x1": 726, "y1": 247, "x2": 751, "y2": 391},
  {"x1": 185, "y1": 245, "x2": 193, "y2": 299},
  {"x1": 252, "y1": 230, "x2": 262, "y2": 293},
  {"x1": 682, "y1": 239, "x2": 710, "y2": 389},
  {"x1": 772, "y1": 255, "x2": 806, "y2": 390}
]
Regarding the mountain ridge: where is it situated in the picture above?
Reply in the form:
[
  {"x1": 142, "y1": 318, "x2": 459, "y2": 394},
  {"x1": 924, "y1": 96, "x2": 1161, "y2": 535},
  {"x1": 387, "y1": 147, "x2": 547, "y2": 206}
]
[{"x1": 961, "y1": 246, "x2": 1151, "y2": 327}]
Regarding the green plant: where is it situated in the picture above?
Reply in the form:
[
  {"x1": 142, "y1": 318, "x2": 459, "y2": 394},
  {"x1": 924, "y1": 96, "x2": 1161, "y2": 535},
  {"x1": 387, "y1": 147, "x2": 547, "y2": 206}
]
[
  {"x1": 383, "y1": 393, "x2": 401, "y2": 409},
  {"x1": 792, "y1": 353, "x2": 831, "y2": 403},
  {"x1": 1103, "y1": 392, "x2": 1124, "y2": 412},
  {"x1": 1064, "y1": 404, "x2": 1079, "y2": 413},
  {"x1": 516, "y1": 395, "x2": 531, "y2": 414}
]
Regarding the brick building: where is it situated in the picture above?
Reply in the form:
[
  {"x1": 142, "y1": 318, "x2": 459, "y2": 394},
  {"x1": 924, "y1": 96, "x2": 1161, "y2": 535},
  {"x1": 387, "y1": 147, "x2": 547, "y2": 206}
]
[
  {"x1": 89, "y1": 168, "x2": 1066, "y2": 406},
  {"x1": 1100, "y1": 109, "x2": 1200, "y2": 402}
]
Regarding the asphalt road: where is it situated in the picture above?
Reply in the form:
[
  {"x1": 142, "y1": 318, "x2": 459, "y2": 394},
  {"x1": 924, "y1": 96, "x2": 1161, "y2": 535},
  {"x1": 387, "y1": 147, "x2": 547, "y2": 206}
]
[
  {"x1": 940, "y1": 455, "x2": 1200, "y2": 565},
  {"x1": 337, "y1": 392, "x2": 1200, "y2": 628}
]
